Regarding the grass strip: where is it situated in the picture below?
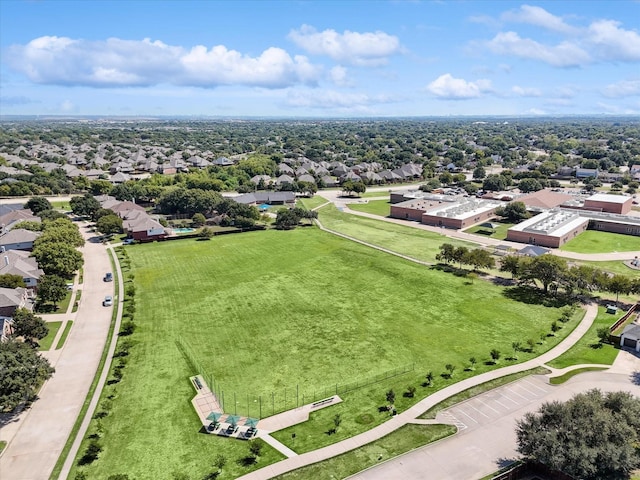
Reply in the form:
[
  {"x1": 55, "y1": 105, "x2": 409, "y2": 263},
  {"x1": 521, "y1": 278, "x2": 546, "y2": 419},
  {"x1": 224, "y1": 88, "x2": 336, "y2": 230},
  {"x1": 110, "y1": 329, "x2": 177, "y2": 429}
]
[
  {"x1": 274, "y1": 424, "x2": 456, "y2": 480},
  {"x1": 560, "y1": 231, "x2": 640, "y2": 253},
  {"x1": 49, "y1": 250, "x2": 119, "y2": 480},
  {"x1": 38, "y1": 321, "x2": 62, "y2": 351},
  {"x1": 0, "y1": 440, "x2": 6, "y2": 454},
  {"x1": 72, "y1": 291, "x2": 81, "y2": 313},
  {"x1": 419, "y1": 367, "x2": 550, "y2": 419},
  {"x1": 298, "y1": 195, "x2": 330, "y2": 210},
  {"x1": 549, "y1": 367, "x2": 608, "y2": 385},
  {"x1": 55, "y1": 321, "x2": 73, "y2": 350},
  {"x1": 78, "y1": 268, "x2": 84, "y2": 285}
]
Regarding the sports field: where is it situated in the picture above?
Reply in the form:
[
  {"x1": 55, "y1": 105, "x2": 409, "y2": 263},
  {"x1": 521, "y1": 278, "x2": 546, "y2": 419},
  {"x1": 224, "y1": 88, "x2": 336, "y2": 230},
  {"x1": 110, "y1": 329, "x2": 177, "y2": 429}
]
[{"x1": 72, "y1": 227, "x2": 574, "y2": 479}]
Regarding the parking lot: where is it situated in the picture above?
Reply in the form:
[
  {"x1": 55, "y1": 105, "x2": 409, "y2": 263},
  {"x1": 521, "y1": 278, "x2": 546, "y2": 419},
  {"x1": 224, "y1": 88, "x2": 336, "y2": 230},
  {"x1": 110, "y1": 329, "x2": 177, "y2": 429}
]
[{"x1": 436, "y1": 375, "x2": 552, "y2": 432}]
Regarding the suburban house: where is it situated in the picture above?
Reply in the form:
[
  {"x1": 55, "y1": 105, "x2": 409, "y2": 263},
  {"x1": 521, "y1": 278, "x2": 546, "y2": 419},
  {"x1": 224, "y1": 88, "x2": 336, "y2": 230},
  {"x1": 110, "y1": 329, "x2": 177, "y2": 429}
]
[
  {"x1": 0, "y1": 209, "x2": 40, "y2": 234},
  {"x1": 0, "y1": 287, "x2": 29, "y2": 318},
  {"x1": 0, "y1": 229, "x2": 41, "y2": 252},
  {"x1": 0, "y1": 251, "x2": 44, "y2": 288},
  {"x1": 98, "y1": 198, "x2": 168, "y2": 242},
  {"x1": 576, "y1": 168, "x2": 599, "y2": 179},
  {"x1": 234, "y1": 191, "x2": 296, "y2": 206}
]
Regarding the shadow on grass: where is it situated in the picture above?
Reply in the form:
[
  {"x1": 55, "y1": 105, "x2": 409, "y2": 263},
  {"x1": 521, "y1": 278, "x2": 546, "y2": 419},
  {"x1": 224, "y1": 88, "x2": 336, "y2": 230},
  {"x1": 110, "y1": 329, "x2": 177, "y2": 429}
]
[{"x1": 502, "y1": 285, "x2": 575, "y2": 308}]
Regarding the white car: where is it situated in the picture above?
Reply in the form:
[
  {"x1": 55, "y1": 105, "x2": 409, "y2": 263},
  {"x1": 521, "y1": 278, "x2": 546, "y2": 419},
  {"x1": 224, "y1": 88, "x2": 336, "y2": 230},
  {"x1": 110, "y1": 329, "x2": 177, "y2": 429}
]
[{"x1": 103, "y1": 295, "x2": 113, "y2": 307}]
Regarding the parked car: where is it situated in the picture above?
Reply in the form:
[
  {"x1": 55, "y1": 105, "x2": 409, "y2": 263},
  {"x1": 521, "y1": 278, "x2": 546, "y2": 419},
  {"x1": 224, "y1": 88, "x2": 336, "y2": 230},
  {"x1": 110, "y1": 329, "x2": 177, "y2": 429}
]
[
  {"x1": 122, "y1": 238, "x2": 135, "y2": 245},
  {"x1": 104, "y1": 272, "x2": 113, "y2": 282},
  {"x1": 103, "y1": 295, "x2": 113, "y2": 307},
  {"x1": 66, "y1": 283, "x2": 74, "y2": 291}
]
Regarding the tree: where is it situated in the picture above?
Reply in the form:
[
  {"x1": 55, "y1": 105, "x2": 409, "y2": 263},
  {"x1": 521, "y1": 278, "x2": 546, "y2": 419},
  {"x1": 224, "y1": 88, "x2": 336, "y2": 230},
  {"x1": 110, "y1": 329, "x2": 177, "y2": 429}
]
[
  {"x1": 37, "y1": 274, "x2": 68, "y2": 307},
  {"x1": 522, "y1": 255, "x2": 568, "y2": 294},
  {"x1": 424, "y1": 371, "x2": 434, "y2": 386},
  {"x1": 0, "y1": 274, "x2": 26, "y2": 289},
  {"x1": 24, "y1": 196, "x2": 52, "y2": 215},
  {"x1": 452, "y1": 246, "x2": 469, "y2": 270},
  {"x1": 385, "y1": 389, "x2": 396, "y2": 405},
  {"x1": 467, "y1": 249, "x2": 495, "y2": 271},
  {"x1": 0, "y1": 339, "x2": 54, "y2": 411},
  {"x1": 473, "y1": 165, "x2": 486, "y2": 180},
  {"x1": 469, "y1": 357, "x2": 477, "y2": 370},
  {"x1": 445, "y1": 363, "x2": 456, "y2": 377},
  {"x1": 191, "y1": 213, "x2": 206, "y2": 227},
  {"x1": 606, "y1": 274, "x2": 632, "y2": 305},
  {"x1": 511, "y1": 342, "x2": 521, "y2": 359},
  {"x1": 213, "y1": 454, "x2": 227, "y2": 471},
  {"x1": 199, "y1": 227, "x2": 215, "y2": 239},
  {"x1": 494, "y1": 201, "x2": 530, "y2": 222},
  {"x1": 516, "y1": 389, "x2": 640, "y2": 480},
  {"x1": 500, "y1": 255, "x2": 521, "y2": 279},
  {"x1": 12, "y1": 308, "x2": 48, "y2": 343},
  {"x1": 597, "y1": 327, "x2": 610, "y2": 344},
  {"x1": 248, "y1": 439, "x2": 263, "y2": 457},
  {"x1": 32, "y1": 242, "x2": 84, "y2": 278},
  {"x1": 333, "y1": 413, "x2": 342, "y2": 430},
  {"x1": 275, "y1": 209, "x2": 301, "y2": 230},
  {"x1": 70, "y1": 194, "x2": 101, "y2": 217},
  {"x1": 483, "y1": 174, "x2": 508, "y2": 192},
  {"x1": 35, "y1": 220, "x2": 85, "y2": 248},
  {"x1": 96, "y1": 214, "x2": 123, "y2": 235},
  {"x1": 12, "y1": 220, "x2": 42, "y2": 232},
  {"x1": 435, "y1": 243, "x2": 456, "y2": 264},
  {"x1": 518, "y1": 178, "x2": 544, "y2": 193}
]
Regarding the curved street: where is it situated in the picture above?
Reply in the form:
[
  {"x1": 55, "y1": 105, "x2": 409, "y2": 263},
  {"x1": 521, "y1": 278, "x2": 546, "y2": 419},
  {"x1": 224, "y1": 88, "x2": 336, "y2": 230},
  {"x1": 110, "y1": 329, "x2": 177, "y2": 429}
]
[{"x1": 0, "y1": 223, "x2": 116, "y2": 480}]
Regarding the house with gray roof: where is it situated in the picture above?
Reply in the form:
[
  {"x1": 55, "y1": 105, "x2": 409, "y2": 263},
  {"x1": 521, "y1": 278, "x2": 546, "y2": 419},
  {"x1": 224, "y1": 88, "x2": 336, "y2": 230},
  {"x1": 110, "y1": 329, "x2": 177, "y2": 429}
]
[
  {"x1": 620, "y1": 323, "x2": 640, "y2": 352},
  {"x1": 0, "y1": 251, "x2": 43, "y2": 288},
  {"x1": 0, "y1": 229, "x2": 41, "y2": 251},
  {"x1": 0, "y1": 287, "x2": 29, "y2": 319}
]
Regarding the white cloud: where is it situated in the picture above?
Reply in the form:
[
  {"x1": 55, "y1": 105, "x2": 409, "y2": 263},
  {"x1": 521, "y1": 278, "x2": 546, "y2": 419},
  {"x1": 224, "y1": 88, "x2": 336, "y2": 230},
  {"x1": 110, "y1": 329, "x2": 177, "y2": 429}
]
[
  {"x1": 60, "y1": 100, "x2": 75, "y2": 112},
  {"x1": 486, "y1": 32, "x2": 590, "y2": 67},
  {"x1": 6, "y1": 36, "x2": 322, "y2": 88},
  {"x1": 426, "y1": 74, "x2": 492, "y2": 99},
  {"x1": 501, "y1": 5, "x2": 577, "y2": 34},
  {"x1": 329, "y1": 66, "x2": 352, "y2": 87},
  {"x1": 512, "y1": 85, "x2": 542, "y2": 97},
  {"x1": 288, "y1": 25, "x2": 401, "y2": 66},
  {"x1": 285, "y1": 89, "x2": 395, "y2": 109},
  {"x1": 587, "y1": 20, "x2": 640, "y2": 62},
  {"x1": 527, "y1": 108, "x2": 546, "y2": 115},
  {"x1": 602, "y1": 79, "x2": 640, "y2": 98}
]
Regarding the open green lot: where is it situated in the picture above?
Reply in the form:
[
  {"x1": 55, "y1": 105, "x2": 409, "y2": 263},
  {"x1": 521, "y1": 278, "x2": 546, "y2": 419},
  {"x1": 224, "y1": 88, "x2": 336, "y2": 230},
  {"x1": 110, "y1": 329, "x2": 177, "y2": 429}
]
[
  {"x1": 73, "y1": 227, "x2": 578, "y2": 478},
  {"x1": 560, "y1": 231, "x2": 640, "y2": 254},
  {"x1": 347, "y1": 199, "x2": 391, "y2": 217},
  {"x1": 464, "y1": 222, "x2": 514, "y2": 241}
]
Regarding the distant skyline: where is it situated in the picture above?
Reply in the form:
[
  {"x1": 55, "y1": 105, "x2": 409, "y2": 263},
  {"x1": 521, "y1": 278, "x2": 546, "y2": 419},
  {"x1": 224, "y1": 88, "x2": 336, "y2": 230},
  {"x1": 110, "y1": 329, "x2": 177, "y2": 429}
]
[{"x1": 1, "y1": 0, "x2": 639, "y2": 117}]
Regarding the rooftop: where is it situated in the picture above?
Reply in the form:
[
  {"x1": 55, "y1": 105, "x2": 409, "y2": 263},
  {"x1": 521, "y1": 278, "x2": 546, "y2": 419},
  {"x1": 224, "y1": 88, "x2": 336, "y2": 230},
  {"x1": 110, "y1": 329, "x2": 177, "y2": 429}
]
[
  {"x1": 509, "y1": 209, "x2": 589, "y2": 238},
  {"x1": 586, "y1": 193, "x2": 632, "y2": 204}
]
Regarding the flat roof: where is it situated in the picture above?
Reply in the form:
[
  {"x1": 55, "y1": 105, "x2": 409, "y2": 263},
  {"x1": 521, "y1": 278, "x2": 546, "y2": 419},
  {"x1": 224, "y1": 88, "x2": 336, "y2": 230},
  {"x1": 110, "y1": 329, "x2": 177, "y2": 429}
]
[
  {"x1": 425, "y1": 199, "x2": 501, "y2": 220},
  {"x1": 586, "y1": 193, "x2": 631, "y2": 204},
  {"x1": 509, "y1": 210, "x2": 589, "y2": 238}
]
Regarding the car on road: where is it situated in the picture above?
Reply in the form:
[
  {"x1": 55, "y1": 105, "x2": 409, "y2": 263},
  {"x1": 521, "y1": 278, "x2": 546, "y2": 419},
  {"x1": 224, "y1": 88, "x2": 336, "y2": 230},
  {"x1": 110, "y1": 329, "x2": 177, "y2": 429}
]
[
  {"x1": 104, "y1": 272, "x2": 113, "y2": 282},
  {"x1": 103, "y1": 295, "x2": 113, "y2": 307}
]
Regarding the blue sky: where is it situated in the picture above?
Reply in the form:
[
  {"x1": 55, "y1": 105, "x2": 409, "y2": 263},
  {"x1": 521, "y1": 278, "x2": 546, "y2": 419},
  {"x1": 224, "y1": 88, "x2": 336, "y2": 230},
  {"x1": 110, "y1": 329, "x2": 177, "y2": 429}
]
[{"x1": 1, "y1": 0, "x2": 639, "y2": 117}]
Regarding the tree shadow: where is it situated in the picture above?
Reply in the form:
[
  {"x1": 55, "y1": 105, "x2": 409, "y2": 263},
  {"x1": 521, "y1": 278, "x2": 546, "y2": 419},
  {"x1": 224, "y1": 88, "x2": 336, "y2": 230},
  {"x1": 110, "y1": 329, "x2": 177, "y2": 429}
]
[
  {"x1": 630, "y1": 371, "x2": 640, "y2": 386},
  {"x1": 237, "y1": 456, "x2": 257, "y2": 467},
  {"x1": 496, "y1": 457, "x2": 518, "y2": 469},
  {"x1": 502, "y1": 286, "x2": 574, "y2": 308}
]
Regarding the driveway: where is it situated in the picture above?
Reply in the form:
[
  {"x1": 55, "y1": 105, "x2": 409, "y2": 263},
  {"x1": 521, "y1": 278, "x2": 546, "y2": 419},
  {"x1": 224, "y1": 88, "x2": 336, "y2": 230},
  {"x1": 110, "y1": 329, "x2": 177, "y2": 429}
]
[
  {"x1": 0, "y1": 223, "x2": 115, "y2": 480},
  {"x1": 350, "y1": 369, "x2": 640, "y2": 480}
]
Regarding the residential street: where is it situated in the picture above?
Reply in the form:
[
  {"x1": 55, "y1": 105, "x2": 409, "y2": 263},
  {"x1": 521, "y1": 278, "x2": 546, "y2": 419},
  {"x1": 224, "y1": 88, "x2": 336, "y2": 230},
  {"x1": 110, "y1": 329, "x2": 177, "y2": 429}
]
[{"x1": 0, "y1": 224, "x2": 115, "y2": 480}]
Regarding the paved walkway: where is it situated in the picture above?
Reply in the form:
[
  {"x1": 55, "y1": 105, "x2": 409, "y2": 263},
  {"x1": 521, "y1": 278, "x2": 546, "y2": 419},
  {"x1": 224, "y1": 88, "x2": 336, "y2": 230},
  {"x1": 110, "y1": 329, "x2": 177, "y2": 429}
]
[
  {"x1": 237, "y1": 304, "x2": 599, "y2": 480},
  {"x1": 0, "y1": 225, "x2": 116, "y2": 480}
]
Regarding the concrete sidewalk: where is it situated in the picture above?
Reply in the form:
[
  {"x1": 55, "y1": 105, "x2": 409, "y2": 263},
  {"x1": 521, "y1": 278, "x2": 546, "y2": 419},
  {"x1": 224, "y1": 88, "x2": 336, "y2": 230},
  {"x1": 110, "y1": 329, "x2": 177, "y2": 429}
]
[{"x1": 0, "y1": 226, "x2": 115, "y2": 480}]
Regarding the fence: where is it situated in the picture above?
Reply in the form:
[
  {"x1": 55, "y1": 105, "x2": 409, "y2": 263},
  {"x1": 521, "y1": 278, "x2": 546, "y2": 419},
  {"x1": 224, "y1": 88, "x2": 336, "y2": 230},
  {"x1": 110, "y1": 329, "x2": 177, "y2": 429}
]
[
  {"x1": 492, "y1": 461, "x2": 575, "y2": 480},
  {"x1": 609, "y1": 303, "x2": 639, "y2": 333},
  {"x1": 176, "y1": 337, "x2": 414, "y2": 419}
]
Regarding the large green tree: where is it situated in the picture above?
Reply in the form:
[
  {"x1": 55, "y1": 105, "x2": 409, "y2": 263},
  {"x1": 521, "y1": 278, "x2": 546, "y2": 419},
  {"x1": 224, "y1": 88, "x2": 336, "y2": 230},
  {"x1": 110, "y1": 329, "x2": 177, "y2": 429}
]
[
  {"x1": 494, "y1": 201, "x2": 530, "y2": 222},
  {"x1": 12, "y1": 308, "x2": 48, "y2": 343},
  {"x1": 0, "y1": 339, "x2": 54, "y2": 411},
  {"x1": 522, "y1": 255, "x2": 568, "y2": 293},
  {"x1": 70, "y1": 194, "x2": 101, "y2": 217},
  {"x1": 37, "y1": 274, "x2": 68, "y2": 307},
  {"x1": 96, "y1": 214, "x2": 123, "y2": 235},
  {"x1": 24, "y1": 196, "x2": 52, "y2": 215},
  {"x1": 31, "y1": 242, "x2": 83, "y2": 278},
  {"x1": 517, "y1": 389, "x2": 640, "y2": 480},
  {"x1": 0, "y1": 274, "x2": 27, "y2": 289}
]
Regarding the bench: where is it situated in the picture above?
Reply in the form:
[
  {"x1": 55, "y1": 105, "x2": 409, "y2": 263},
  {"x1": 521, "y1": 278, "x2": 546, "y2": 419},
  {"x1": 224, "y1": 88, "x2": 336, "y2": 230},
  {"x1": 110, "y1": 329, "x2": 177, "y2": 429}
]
[
  {"x1": 192, "y1": 377, "x2": 203, "y2": 390},
  {"x1": 311, "y1": 396, "x2": 335, "y2": 409}
]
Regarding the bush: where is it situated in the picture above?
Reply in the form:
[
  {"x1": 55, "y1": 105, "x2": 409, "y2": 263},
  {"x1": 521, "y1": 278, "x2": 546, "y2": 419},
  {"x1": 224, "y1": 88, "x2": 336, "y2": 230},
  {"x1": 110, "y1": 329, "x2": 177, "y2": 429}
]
[
  {"x1": 119, "y1": 321, "x2": 136, "y2": 336},
  {"x1": 78, "y1": 440, "x2": 102, "y2": 465}
]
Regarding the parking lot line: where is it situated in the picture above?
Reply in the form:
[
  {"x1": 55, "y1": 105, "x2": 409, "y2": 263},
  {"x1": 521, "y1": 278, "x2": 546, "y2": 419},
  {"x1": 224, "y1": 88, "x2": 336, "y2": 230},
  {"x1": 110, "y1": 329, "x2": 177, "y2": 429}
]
[
  {"x1": 476, "y1": 398, "x2": 501, "y2": 414},
  {"x1": 505, "y1": 386, "x2": 529, "y2": 401},
  {"x1": 452, "y1": 407, "x2": 478, "y2": 424},
  {"x1": 522, "y1": 378, "x2": 549, "y2": 394},
  {"x1": 499, "y1": 393, "x2": 520, "y2": 405},
  {"x1": 493, "y1": 398, "x2": 510, "y2": 410},
  {"x1": 467, "y1": 403, "x2": 490, "y2": 418}
]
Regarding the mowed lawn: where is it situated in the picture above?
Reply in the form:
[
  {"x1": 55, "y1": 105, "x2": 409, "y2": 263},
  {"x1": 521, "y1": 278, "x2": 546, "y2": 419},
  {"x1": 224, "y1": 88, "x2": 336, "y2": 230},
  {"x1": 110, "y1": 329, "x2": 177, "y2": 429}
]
[
  {"x1": 347, "y1": 199, "x2": 392, "y2": 217},
  {"x1": 82, "y1": 228, "x2": 570, "y2": 479},
  {"x1": 560, "y1": 231, "x2": 640, "y2": 253}
]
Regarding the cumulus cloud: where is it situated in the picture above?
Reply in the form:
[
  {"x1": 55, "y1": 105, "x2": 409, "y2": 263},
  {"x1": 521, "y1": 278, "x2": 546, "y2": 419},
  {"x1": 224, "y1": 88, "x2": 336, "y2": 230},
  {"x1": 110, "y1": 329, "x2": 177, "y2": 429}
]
[
  {"x1": 6, "y1": 36, "x2": 322, "y2": 88},
  {"x1": 511, "y1": 85, "x2": 542, "y2": 97},
  {"x1": 426, "y1": 74, "x2": 492, "y2": 99},
  {"x1": 329, "y1": 66, "x2": 352, "y2": 87},
  {"x1": 602, "y1": 79, "x2": 640, "y2": 98},
  {"x1": 486, "y1": 32, "x2": 590, "y2": 67},
  {"x1": 501, "y1": 5, "x2": 578, "y2": 34},
  {"x1": 288, "y1": 25, "x2": 401, "y2": 66},
  {"x1": 478, "y1": 6, "x2": 640, "y2": 67},
  {"x1": 285, "y1": 89, "x2": 395, "y2": 109},
  {"x1": 0, "y1": 95, "x2": 38, "y2": 106}
]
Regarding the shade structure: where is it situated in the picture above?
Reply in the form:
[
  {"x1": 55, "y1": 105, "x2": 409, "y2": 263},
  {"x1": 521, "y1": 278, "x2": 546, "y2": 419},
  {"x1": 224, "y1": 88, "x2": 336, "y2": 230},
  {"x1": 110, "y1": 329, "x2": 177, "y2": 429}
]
[
  {"x1": 225, "y1": 414, "x2": 241, "y2": 426},
  {"x1": 206, "y1": 412, "x2": 223, "y2": 422},
  {"x1": 244, "y1": 417, "x2": 259, "y2": 428}
]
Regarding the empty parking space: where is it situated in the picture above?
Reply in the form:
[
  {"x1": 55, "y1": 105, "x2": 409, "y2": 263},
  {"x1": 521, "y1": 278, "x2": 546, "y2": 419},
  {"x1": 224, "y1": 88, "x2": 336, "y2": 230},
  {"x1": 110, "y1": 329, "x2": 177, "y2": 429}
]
[{"x1": 441, "y1": 376, "x2": 552, "y2": 432}]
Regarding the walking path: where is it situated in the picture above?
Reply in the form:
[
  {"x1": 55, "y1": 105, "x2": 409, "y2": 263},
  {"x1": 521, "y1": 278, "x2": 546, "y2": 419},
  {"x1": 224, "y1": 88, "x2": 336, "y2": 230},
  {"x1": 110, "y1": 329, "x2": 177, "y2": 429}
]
[
  {"x1": 237, "y1": 303, "x2": 599, "y2": 480},
  {"x1": 0, "y1": 225, "x2": 116, "y2": 480}
]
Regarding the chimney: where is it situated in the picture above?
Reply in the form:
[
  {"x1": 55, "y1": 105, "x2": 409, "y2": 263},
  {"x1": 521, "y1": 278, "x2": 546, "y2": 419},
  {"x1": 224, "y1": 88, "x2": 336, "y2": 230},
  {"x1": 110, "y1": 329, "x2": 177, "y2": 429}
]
[
  {"x1": 4, "y1": 256, "x2": 9, "y2": 266},
  {"x1": 0, "y1": 246, "x2": 4, "y2": 253}
]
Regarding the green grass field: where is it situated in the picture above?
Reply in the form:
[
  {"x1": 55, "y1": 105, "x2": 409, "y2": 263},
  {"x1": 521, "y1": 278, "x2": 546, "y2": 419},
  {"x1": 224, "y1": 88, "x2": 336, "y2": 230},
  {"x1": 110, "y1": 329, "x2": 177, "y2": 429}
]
[
  {"x1": 549, "y1": 367, "x2": 607, "y2": 385},
  {"x1": 577, "y1": 259, "x2": 640, "y2": 277},
  {"x1": 347, "y1": 199, "x2": 391, "y2": 217},
  {"x1": 298, "y1": 195, "x2": 329, "y2": 210},
  {"x1": 72, "y1": 228, "x2": 579, "y2": 479},
  {"x1": 317, "y1": 204, "x2": 474, "y2": 262},
  {"x1": 560, "y1": 231, "x2": 640, "y2": 253},
  {"x1": 464, "y1": 222, "x2": 514, "y2": 241},
  {"x1": 274, "y1": 424, "x2": 456, "y2": 480},
  {"x1": 38, "y1": 321, "x2": 62, "y2": 350},
  {"x1": 547, "y1": 306, "x2": 621, "y2": 369},
  {"x1": 55, "y1": 321, "x2": 73, "y2": 349}
]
